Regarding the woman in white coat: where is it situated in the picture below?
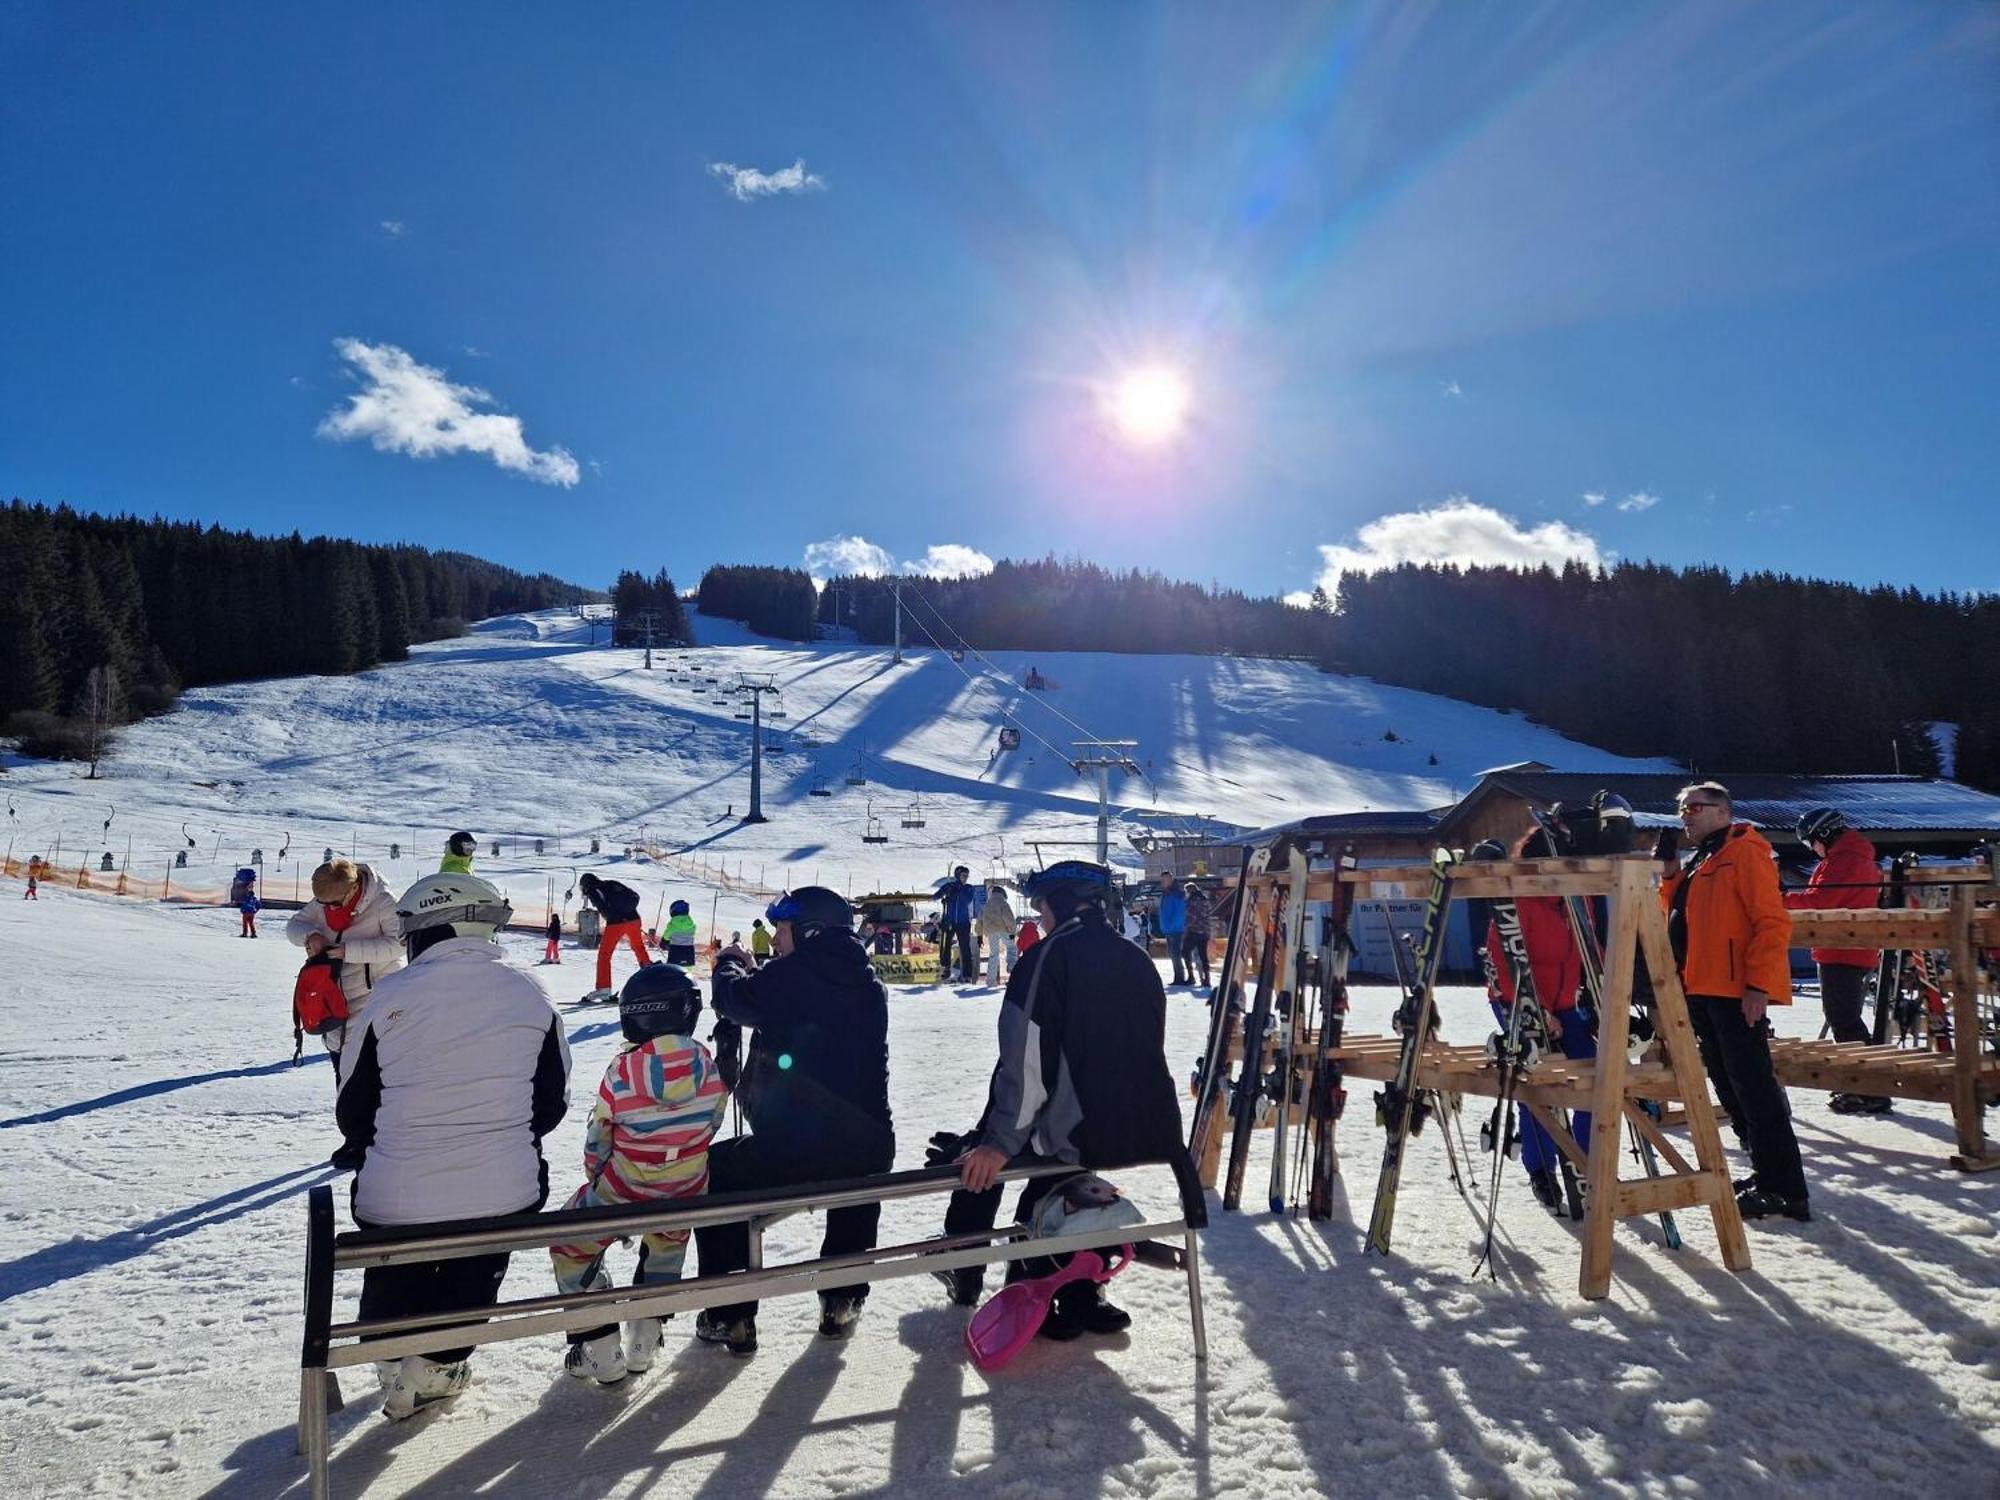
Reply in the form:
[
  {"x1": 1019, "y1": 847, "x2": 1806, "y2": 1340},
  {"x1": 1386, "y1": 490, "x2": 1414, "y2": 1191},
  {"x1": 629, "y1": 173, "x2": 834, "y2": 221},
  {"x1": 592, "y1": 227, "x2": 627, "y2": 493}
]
[
  {"x1": 287, "y1": 858, "x2": 404, "y2": 1081},
  {"x1": 976, "y1": 882, "x2": 1018, "y2": 986}
]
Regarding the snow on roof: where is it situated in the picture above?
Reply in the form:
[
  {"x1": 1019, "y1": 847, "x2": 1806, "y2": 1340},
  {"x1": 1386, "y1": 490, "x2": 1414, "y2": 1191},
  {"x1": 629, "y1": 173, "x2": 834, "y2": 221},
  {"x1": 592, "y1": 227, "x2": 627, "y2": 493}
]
[{"x1": 1464, "y1": 770, "x2": 2000, "y2": 835}]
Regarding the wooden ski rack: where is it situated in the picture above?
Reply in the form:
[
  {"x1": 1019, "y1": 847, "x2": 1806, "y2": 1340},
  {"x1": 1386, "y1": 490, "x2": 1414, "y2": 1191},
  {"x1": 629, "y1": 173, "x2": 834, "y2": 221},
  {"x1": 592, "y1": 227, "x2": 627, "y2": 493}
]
[{"x1": 1195, "y1": 853, "x2": 1750, "y2": 1300}]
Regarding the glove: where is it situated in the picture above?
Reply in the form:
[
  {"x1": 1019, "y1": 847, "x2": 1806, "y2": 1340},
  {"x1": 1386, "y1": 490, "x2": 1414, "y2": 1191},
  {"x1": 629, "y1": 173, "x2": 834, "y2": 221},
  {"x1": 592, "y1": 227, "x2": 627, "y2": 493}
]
[
  {"x1": 1652, "y1": 829, "x2": 1681, "y2": 864},
  {"x1": 711, "y1": 1017, "x2": 743, "y2": 1093},
  {"x1": 925, "y1": 1129, "x2": 976, "y2": 1167}
]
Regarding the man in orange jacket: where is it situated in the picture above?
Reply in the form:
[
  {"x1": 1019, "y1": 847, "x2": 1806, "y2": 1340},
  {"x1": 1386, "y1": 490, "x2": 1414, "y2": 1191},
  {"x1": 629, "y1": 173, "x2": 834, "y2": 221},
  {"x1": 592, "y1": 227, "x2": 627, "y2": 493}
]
[{"x1": 1662, "y1": 781, "x2": 1810, "y2": 1222}]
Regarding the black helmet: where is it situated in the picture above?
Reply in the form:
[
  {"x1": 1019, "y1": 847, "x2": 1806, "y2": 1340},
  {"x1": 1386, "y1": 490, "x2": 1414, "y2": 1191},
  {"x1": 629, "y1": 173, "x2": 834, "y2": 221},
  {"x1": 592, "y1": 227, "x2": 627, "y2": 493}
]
[
  {"x1": 447, "y1": 831, "x2": 477, "y2": 857},
  {"x1": 1528, "y1": 805, "x2": 1573, "y2": 857},
  {"x1": 619, "y1": 963, "x2": 702, "y2": 1044},
  {"x1": 1467, "y1": 839, "x2": 1508, "y2": 861},
  {"x1": 766, "y1": 886, "x2": 853, "y2": 936},
  {"x1": 1022, "y1": 860, "x2": 1113, "y2": 911},
  {"x1": 1797, "y1": 807, "x2": 1847, "y2": 846}
]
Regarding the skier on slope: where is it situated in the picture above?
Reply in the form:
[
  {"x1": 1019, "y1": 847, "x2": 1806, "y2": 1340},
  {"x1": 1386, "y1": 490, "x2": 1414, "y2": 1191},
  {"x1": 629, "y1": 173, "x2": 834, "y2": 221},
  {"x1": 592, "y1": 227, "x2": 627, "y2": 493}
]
[
  {"x1": 692, "y1": 888, "x2": 895, "y2": 1355},
  {"x1": 938, "y1": 861, "x2": 1186, "y2": 1337},
  {"x1": 1470, "y1": 834, "x2": 1596, "y2": 1213},
  {"x1": 662, "y1": 899, "x2": 698, "y2": 967},
  {"x1": 1784, "y1": 808, "x2": 1889, "y2": 1115},
  {"x1": 551, "y1": 964, "x2": 727, "y2": 1387},
  {"x1": 578, "y1": 872, "x2": 652, "y2": 1002},
  {"x1": 334, "y1": 872, "x2": 571, "y2": 1420},
  {"x1": 439, "y1": 831, "x2": 478, "y2": 875}
]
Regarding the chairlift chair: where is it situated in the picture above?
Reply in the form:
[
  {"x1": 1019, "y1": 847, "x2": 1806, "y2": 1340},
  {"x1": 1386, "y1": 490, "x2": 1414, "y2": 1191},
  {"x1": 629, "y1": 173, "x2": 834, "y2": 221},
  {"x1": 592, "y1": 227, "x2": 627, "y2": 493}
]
[
  {"x1": 901, "y1": 798, "x2": 927, "y2": 830},
  {"x1": 862, "y1": 801, "x2": 890, "y2": 844},
  {"x1": 845, "y1": 759, "x2": 868, "y2": 787}
]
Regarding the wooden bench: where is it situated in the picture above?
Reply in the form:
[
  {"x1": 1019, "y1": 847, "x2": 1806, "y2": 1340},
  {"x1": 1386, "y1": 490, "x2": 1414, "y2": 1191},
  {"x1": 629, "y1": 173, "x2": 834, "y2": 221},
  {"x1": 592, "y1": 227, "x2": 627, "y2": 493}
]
[{"x1": 298, "y1": 1156, "x2": 1208, "y2": 1499}]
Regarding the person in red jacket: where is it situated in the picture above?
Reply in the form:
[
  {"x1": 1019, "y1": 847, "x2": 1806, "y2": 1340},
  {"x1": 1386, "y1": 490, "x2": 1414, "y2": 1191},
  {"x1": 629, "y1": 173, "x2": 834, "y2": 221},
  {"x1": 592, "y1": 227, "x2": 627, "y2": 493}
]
[
  {"x1": 1785, "y1": 808, "x2": 1888, "y2": 1115},
  {"x1": 1662, "y1": 782, "x2": 1809, "y2": 1222},
  {"x1": 1474, "y1": 834, "x2": 1595, "y2": 1212}
]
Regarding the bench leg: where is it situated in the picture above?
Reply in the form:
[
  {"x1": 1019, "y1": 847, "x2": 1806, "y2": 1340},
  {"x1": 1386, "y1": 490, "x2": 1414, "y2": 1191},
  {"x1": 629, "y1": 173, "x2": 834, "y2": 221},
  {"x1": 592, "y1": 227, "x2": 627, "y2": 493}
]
[
  {"x1": 1183, "y1": 1228, "x2": 1208, "y2": 1363},
  {"x1": 301, "y1": 1367, "x2": 332, "y2": 1500}
]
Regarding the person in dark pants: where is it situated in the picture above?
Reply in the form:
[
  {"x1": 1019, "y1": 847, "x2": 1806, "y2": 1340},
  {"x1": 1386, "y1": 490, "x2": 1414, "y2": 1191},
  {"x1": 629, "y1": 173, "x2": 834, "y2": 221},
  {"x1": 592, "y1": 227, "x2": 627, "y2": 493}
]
[
  {"x1": 937, "y1": 865, "x2": 979, "y2": 981},
  {"x1": 1156, "y1": 872, "x2": 1189, "y2": 985},
  {"x1": 941, "y1": 860, "x2": 1188, "y2": 1338},
  {"x1": 692, "y1": 887, "x2": 894, "y2": 1355},
  {"x1": 1181, "y1": 882, "x2": 1213, "y2": 989},
  {"x1": 1663, "y1": 783, "x2": 1810, "y2": 1222},
  {"x1": 1785, "y1": 807, "x2": 1888, "y2": 1114}
]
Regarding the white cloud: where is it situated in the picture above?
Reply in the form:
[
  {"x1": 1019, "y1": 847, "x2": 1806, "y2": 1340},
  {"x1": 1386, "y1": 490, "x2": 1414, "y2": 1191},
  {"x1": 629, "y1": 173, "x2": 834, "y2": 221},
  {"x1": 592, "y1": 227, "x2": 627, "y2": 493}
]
[
  {"x1": 802, "y1": 536, "x2": 996, "y2": 582},
  {"x1": 1442, "y1": 380, "x2": 1463, "y2": 398},
  {"x1": 1582, "y1": 491, "x2": 1607, "y2": 507},
  {"x1": 317, "y1": 338, "x2": 580, "y2": 487},
  {"x1": 1291, "y1": 498, "x2": 1605, "y2": 603},
  {"x1": 708, "y1": 158, "x2": 826, "y2": 201},
  {"x1": 461, "y1": 345, "x2": 489, "y2": 358},
  {"x1": 379, "y1": 219, "x2": 405, "y2": 237},
  {"x1": 803, "y1": 535, "x2": 895, "y2": 580},
  {"x1": 1617, "y1": 491, "x2": 1661, "y2": 512},
  {"x1": 909, "y1": 544, "x2": 994, "y2": 580}
]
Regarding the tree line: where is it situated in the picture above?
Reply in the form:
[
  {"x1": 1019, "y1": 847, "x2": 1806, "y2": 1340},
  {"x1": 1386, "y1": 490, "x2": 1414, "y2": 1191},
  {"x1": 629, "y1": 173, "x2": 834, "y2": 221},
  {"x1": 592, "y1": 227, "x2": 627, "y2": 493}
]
[
  {"x1": 695, "y1": 564, "x2": 820, "y2": 640},
  {"x1": 610, "y1": 570, "x2": 691, "y2": 645},
  {"x1": 1328, "y1": 562, "x2": 2000, "y2": 791},
  {"x1": 0, "y1": 500, "x2": 596, "y2": 763}
]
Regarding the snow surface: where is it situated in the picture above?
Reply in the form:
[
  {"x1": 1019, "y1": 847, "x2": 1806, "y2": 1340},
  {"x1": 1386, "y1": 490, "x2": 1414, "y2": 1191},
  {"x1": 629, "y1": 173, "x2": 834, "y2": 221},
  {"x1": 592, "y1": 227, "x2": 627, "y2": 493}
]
[{"x1": 1, "y1": 613, "x2": 1994, "y2": 1497}]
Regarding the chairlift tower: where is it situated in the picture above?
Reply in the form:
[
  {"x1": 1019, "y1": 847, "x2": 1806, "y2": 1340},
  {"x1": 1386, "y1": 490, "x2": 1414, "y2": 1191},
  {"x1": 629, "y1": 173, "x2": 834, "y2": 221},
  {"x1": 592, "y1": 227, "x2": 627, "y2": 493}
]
[
  {"x1": 1071, "y1": 739, "x2": 1140, "y2": 867},
  {"x1": 736, "y1": 672, "x2": 780, "y2": 823}
]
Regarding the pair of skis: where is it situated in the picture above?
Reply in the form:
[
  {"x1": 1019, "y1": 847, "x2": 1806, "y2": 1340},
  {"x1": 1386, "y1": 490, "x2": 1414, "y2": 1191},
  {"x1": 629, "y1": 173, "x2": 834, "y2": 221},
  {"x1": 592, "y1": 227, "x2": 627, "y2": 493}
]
[
  {"x1": 1222, "y1": 844, "x2": 1309, "y2": 1211},
  {"x1": 1365, "y1": 847, "x2": 1459, "y2": 1256},
  {"x1": 1303, "y1": 850, "x2": 1357, "y2": 1220}
]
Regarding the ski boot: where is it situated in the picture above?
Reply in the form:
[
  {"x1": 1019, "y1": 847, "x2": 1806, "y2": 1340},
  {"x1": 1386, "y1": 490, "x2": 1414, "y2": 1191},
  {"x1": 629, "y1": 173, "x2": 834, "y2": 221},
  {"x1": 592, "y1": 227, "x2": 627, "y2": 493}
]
[
  {"x1": 1527, "y1": 1167, "x2": 1562, "y2": 1213},
  {"x1": 381, "y1": 1356, "x2": 470, "y2": 1421},
  {"x1": 818, "y1": 1295, "x2": 863, "y2": 1340},
  {"x1": 931, "y1": 1266, "x2": 983, "y2": 1307},
  {"x1": 564, "y1": 1330, "x2": 628, "y2": 1386},
  {"x1": 579, "y1": 988, "x2": 615, "y2": 1006},
  {"x1": 694, "y1": 1310, "x2": 756, "y2": 1357},
  {"x1": 624, "y1": 1316, "x2": 665, "y2": 1374},
  {"x1": 1736, "y1": 1186, "x2": 1811, "y2": 1222}
]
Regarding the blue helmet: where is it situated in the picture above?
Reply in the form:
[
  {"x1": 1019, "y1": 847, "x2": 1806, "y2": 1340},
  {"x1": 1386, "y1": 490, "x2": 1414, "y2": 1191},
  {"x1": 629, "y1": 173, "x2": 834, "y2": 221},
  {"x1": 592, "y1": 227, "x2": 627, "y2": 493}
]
[
  {"x1": 1021, "y1": 860, "x2": 1113, "y2": 908},
  {"x1": 766, "y1": 886, "x2": 852, "y2": 936},
  {"x1": 669, "y1": 898, "x2": 690, "y2": 917}
]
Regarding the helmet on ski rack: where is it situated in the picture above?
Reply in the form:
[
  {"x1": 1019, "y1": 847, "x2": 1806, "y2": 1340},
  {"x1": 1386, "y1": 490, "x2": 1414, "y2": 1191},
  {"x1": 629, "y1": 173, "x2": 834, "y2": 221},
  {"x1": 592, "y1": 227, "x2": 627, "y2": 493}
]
[
  {"x1": 1796, "y1": 807, "x2": 1848, "y2": 847},
  {"x1": 618, "y1": 963, "x2": 702, "y2": 1044},
  {"x1": 1466, "y1": 839, "x2": 1508, "y2": 862},
  {"x1": 1527, "y1": 804, "x2": 1572, "y2": 858},
  {"x1": 1590, "y1": 792, "x2": 1636, "y2": 855},
  {"x1": 447, "y1": 831, "x2": 478, "y2": 857},
  {"x1": 765, "y1": 886, "x2": 853, "y2": 937},
  {"x1": 396, "y1": 872, "x2": 512, "y2": 940},
  {"x1": 1021, "y1": 860, "x2": 1114, "y2": 912}
]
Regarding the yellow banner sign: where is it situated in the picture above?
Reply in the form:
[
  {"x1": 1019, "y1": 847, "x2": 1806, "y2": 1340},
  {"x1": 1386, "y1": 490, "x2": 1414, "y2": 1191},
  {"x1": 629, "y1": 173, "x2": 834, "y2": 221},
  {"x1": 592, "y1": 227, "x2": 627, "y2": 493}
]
[{"x1": 871, "y1": 953, "x2": 941, "y2": 983}]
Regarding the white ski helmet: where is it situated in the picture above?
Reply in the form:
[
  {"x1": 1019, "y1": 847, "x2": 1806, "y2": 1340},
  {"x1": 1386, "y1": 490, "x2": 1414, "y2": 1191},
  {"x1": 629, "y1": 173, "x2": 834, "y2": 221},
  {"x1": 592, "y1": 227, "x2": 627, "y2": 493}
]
[{"x1": 396, "y1": 872, "x2": 513, "y2": 940}]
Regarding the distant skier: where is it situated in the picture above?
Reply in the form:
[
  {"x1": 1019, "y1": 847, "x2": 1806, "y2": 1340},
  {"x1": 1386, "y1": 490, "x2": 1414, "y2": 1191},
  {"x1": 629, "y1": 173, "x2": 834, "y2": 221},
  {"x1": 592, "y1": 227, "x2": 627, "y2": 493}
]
[
  {"x1": 977, "y1": 881, "x2": 1018, "y2": 986},
  {"x1": 1785, "y1": 808, "x2": 1888, "y2": 1114},
  {"x1": 1181, "y1": 882, "x2": 1213, "y2": 989},
  {"x1": 551, "y1": 964, "x2": 727, "y2": 1386},
  {"x1": 662, "y1": 899, "x2": 698, "y2": 967},
  {"x1": 334, "y1": 872, "x2": 570, "y2": 1420},
  {"x1": 543, "y1": 911, "x2": 563, "y2": 965},
  {"x1": 439, "y1": 831, "x2": 478, "y2": 875},
  {"x1": 579, "y1": 872, "x2": 651, "y2": 1002},
  {"x1": 22, "y1": 860, "x2": 38, "y2": 900},
  {"x1": 749, "y1": 918, "x2": 772, "y2": 967},
  {"x1": 239, "y1": 882, "x2": 261, "y2": 938},
  {"x1": 938, "y1": 866, "x2": 978, "y2": 982},
  {"x1": 937, "y1": 861, "x2": 1185, "y2": 1334},
  {"x1": 1157, "y1": 872, "x2": 1189, "y2": 985}
]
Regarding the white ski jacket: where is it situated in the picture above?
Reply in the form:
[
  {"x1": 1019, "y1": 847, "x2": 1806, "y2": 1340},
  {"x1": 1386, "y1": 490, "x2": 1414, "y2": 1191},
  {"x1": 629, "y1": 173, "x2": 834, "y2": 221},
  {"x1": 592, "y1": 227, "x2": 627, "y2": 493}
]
[
  {"x1": 286, "y1": 863, "x2": 405, "y2": 1011},
  {"x1": 336, "y1": 938, "x2": 571, "y2": 1227}
]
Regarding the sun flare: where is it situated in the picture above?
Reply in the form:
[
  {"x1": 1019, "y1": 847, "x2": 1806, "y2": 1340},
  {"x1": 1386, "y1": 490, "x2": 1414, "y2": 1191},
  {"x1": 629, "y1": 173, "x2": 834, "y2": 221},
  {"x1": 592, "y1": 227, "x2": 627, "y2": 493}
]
[{"x1": 1107, "y1": 366, "x2": 1191, "y2": 446}]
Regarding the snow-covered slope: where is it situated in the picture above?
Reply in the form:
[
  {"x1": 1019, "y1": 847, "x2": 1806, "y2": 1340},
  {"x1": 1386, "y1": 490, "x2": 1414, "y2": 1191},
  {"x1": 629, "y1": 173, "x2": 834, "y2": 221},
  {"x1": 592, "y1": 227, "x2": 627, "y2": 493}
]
[{"x1": 2, "y1": 608, "x2": 1673, "y2": 921}]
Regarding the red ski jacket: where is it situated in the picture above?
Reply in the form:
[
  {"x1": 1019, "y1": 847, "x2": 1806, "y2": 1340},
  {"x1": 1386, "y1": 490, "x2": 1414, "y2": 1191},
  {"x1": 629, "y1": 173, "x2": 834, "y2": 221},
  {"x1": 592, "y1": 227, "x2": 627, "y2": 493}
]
[
  {"x1": 1483, "y1": 896, "x2": 1584, "y2": 1012},
  {"x1": 1783, "y1": 827, "x2": 1880, "y2": 968}
]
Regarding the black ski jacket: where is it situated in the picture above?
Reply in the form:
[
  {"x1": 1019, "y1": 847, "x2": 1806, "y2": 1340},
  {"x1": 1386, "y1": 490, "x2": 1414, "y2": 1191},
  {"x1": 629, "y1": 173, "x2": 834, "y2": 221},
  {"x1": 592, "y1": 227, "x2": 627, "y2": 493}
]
[
  {"x1": 713, "y1": 931, "x2": 894, "y2": 1161},
  {"x1": 978, "y1": 907, "x2": 1184, "y2": 1170},
  {"x1": 585, "y1": 879, "x2": 642, "y2": 925}
]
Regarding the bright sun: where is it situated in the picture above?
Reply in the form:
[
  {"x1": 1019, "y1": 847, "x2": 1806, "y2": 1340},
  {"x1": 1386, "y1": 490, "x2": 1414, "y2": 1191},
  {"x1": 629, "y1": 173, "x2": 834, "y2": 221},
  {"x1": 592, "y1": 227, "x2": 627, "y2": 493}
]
[{"x1": 1107, "y1": 365, "x2": 1191, "y2": 446}]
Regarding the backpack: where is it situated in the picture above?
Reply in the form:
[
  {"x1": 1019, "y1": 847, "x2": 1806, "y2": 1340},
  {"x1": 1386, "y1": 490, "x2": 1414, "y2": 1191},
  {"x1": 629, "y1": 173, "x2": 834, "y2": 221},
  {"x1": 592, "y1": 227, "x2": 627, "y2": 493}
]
[{"x1": 292, "y1": 956, "x2": 350, "y2": 1061}]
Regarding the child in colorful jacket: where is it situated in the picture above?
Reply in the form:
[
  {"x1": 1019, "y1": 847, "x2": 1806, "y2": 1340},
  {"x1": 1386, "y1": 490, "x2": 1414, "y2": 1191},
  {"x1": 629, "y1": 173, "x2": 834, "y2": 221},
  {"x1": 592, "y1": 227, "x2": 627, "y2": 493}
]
[{"x1": 550, "y1": 964, "x2": 727, "y2": 1385}]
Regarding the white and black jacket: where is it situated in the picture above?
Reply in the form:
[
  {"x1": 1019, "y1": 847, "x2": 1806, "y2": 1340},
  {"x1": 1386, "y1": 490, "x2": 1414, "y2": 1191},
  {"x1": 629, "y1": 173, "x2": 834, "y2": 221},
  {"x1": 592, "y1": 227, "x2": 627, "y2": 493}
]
[{"x1": 335, "y1": 937, "x2": 571, "y2": 1226}]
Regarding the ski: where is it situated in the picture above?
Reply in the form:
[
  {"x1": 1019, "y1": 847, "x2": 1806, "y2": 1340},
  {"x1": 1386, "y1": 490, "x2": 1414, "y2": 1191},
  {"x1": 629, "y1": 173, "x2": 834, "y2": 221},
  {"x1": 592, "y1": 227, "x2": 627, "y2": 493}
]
[
  {"x1": 1305, "y1": 847, "x2": 1357, "y2": 1220},
  {"x1": 1267, "y1": 843, "x2": 1311, "y2": 1214},
  {"x1": 1473, "y1": 886, "x2": 1555, "y2": 1274},
  {"x1": 1870, "y1": 851, "x2": 1916, "y2": 1046},
  {"x1": 1222, "y1": 909, "x2": 1284, "y2": 1211},
  {"x1": 1365, "y1": 846, "x2": 1458, "y2": 1256},
  {"x1": 1188, "y1": 845, "x2": 1265, "y2": 1171}
]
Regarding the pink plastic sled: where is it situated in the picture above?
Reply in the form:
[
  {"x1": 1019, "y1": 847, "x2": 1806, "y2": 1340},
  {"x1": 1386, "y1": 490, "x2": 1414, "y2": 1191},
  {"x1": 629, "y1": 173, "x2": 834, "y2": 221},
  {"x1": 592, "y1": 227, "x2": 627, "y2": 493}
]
[{"x1": 964, "y1": 1246, "x2": 1132, "y2": 1372}]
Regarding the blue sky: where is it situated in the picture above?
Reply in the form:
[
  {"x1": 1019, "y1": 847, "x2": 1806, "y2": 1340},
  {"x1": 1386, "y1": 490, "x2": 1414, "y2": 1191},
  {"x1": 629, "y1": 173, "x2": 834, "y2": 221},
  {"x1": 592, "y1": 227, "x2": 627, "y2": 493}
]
[{"x1": 3, "y1": 2, "x2": 1994, "y2": 599}]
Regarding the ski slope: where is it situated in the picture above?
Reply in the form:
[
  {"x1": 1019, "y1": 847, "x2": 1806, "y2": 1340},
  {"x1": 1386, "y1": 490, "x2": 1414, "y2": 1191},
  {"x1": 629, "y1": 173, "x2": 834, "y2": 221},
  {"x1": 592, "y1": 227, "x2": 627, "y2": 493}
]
[
  {"x1": 1, "y1": 607, "x2": 1676, "y2": 933},
  {"x1": 1, "y1": 886, "x2": 1995, "y2": 1498}
]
